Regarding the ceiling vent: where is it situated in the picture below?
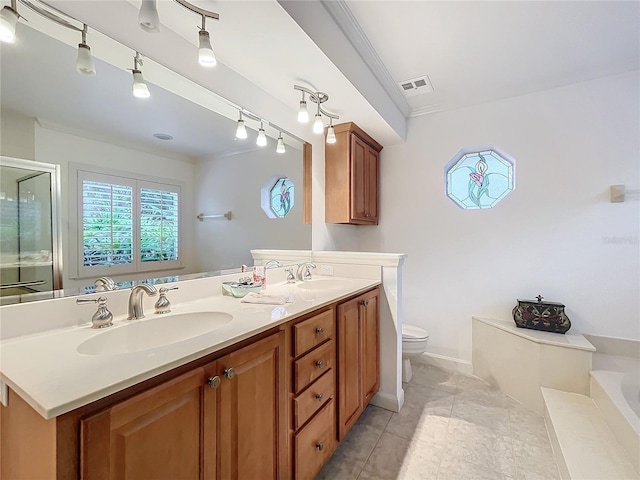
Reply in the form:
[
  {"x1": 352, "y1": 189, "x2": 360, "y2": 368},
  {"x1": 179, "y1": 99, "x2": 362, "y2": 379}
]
[{"x1": 398, "y1": 75, "x2": 434, "y2": 97}]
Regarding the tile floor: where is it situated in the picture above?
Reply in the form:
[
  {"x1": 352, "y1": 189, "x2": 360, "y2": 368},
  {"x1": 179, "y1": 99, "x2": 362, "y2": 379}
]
[{"x1": 316, "y1": 363, "x2": 560, "y2": 480}]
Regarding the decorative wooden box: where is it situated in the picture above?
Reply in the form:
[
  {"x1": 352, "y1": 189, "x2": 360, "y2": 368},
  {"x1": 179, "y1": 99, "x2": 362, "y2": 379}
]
[{"x1": 512, "y1": 295, "x2": 571, "y2": 334}]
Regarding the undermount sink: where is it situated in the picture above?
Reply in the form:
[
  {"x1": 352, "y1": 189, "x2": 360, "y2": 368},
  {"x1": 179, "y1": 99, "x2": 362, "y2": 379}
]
[
  {"x1": 296, "y1": 279, "x2": 353, "y2": 291},
  {"x1": 77, "y1": 311, "x2": 233, "y2": 356}
]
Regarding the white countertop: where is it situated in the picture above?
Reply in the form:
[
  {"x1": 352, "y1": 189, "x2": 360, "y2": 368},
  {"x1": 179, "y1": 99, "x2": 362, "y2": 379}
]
[{"x1": 0, "y1": 277, "x2": 380, "y2": 419}]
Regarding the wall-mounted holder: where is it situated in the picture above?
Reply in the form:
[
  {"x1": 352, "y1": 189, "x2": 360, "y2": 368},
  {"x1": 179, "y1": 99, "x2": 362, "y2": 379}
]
[
  {"x1": 610, "y1": 185, "x2": 640, "y2": 203},
  {"x1": 197, "y1": 211, "x2": 232, "y2": 221}
]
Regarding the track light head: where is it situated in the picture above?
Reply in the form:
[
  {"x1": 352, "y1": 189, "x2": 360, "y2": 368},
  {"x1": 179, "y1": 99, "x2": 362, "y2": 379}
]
[
  {"x1": 76, "y1": 43, "x2": 96, "y2": 75},
  {"x1": 326, "y1": 125, "x2": 336, "y2": 144},
  {"x1": 313, "y1": 114, "x2": 324, "y2": 135},
  {"x1": 198, "y1": 29, "x2": 216, "y2": 67},
  {"x1": 276, "y1": 134, "x2": 286, "y2": 154},
  {"x1": 139, "y1": 0, "x2": 160, "y2": 33},
  {"x1": 256, "y1": 122, "x2": 267, "y2": 147},
  {"x1": 235, "y1": 113, "x2": 247, "y2": 139},
  {"x1": 298, "y1": 99, "x2": 309, "y2": 123},
  {"x1": 132, "y1": 70, "x2": 150, "y2": 98},
  {"x1": 0, "y1": 5, "x2": 19, "y2": 43}
]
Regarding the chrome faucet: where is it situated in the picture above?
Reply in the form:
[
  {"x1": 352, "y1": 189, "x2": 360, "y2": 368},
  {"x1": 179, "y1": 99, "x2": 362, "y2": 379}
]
[
  {"x1": 94, "y1": 276, "x2": 118, "y2": 291},
  {"x1": 265, "y1": 260, "x2": 282, "y2": 269},
  {"x1": 297, "y1": 262, "x2": 316, "y2": 282},
  {"x1": 127, "y1": 284, "x2": 157, "y2": 320}
]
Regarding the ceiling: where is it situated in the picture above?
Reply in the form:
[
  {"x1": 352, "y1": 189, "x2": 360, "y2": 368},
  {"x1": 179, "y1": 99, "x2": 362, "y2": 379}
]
[{"x1": 3, "y1": 1, "x2": 637, "y2": 153}]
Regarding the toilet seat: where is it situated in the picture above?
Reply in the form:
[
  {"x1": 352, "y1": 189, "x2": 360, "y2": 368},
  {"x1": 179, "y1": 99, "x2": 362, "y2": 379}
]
[{"x1": 402, "y1": 324, "x2": 429, "y2": 342}]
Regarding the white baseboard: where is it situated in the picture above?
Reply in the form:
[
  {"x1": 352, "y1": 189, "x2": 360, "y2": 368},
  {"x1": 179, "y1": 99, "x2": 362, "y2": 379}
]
[
  {"x1": 371, "y1": 388, "x2": 404, "y2": 413},
  {"x1": 415, "y1": 352, "x2": 474, "y2": 376}
]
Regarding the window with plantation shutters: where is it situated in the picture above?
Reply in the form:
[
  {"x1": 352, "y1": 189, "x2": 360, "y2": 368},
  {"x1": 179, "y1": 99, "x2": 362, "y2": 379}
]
[{"x1": 77, "y1": 170, "x2": 181, "y2": 277}]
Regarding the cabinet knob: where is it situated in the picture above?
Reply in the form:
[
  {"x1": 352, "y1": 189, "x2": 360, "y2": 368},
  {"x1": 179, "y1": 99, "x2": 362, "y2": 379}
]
[
  {"x1": 315, "y1": 393, "x2": 324, "y2": 401},
  {"x1": 315, "y1": 327, "x2": 324, "y2": 335},
  {"x1": 316, "y1": 442, "x2": 324, "y2": 451},
  {"x1": 360, "y1": 300, "x2": 369, "y2": 307},
  {"x1": 207, "y1": 376, "x2": 221, "y2": 389},
  {"x1": 316, "y1": 360, "x2": 325, "y2": 369},
  {"x1": 365, "y1": 212, "x2": 370, "y2": 218},
  {"x1": 223, "y1": 368, "x2": 235, "y2": 379}
]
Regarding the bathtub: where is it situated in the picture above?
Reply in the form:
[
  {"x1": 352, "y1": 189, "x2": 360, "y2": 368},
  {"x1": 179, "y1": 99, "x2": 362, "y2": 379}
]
[{"x1": 590, "y1": 354, "x2": 640, "y2": 474}]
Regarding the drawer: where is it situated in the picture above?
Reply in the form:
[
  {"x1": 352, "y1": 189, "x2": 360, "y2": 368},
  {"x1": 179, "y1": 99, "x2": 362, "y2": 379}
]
[
  {"x1": 293, "y1": 370, "x2": 335, "y2": 430},
  {"x1": 294, "y1": 340, "x2": 335, "y2": 394},
  {"x1": 293, "y1": 309, "x2": 334, "y2": 357},
  {"x1": 294, "y1": 398, "x2": 337, "y2": 480}
]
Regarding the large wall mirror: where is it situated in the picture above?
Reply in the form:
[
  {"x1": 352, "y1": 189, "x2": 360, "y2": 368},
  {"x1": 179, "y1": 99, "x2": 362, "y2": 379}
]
[{"x1": 0, "y1": 15, "x2": 311, "y2": 304}]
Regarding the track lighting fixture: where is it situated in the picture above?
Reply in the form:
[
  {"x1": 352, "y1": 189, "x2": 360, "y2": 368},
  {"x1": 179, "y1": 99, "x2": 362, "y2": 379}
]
[
  {"x1": 326, "y1": 119, "x2": 336, "y2": 144},
  {"x1": 276, "y1": 133, "x2": 285, "y2": 154},
  {"x1": 198, "y1": 15, "x2": 216, "y2": 67},
  {"x1": 0, "y1": 0, "x2": 19, "y2": 43},
  {"x1": 76, "y1": 24, "x2": 96, "y2": 76},
  {"x1": 294, "y1": 85, "x2": 339, "y2": 143},
  {"x1": 138, "y1": 0, "x2": 160, "y2": 33},
  {"x1": 131, "y1": 52, "x2": 150, "y2": 98},
  {"x1": 256, "y1": 122, "x2": 267, "y2": 147},
  {"x1": 235, "y1": 111, "x2": 247, "y2": 139}
]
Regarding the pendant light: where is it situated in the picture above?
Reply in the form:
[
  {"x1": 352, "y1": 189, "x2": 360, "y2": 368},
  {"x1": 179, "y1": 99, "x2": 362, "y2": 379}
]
[
  {"x1": 298, "y1": 92, "x2": 309, "y2": 123},
  {"x1": 0, "y1": 0, "x2": 19, "y2": 43},
  {"x1": 326, "y1": 119, "x2": 336, "y2": 144},
  {"x1": 198, "y1": 14, "x2": 216, "y2": 67},
  {"x1": 235, "y1": 111, "x2": 247, "y2": 139},
  {"x1": 256, "y1": 122, "x2": 267, "y2": 147},
  {"x1": 76, "y1": 24, "x2": 96, "y2": 76},
  {"x1": 131, "y1": 52, "x2": 150, "y2": 98},
  {"x1": 138, "y1": 0, "x2": 160, "y2": 33},
  {"x1": 276, "y1": 133, "x2": 286, "y2": 154}
]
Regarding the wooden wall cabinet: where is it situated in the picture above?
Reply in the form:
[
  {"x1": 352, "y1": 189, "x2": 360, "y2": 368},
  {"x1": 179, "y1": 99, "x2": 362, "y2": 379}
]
[
  {"x1": 325, "y1": 122, "x2": 383, "y2": 225},
  {"x1": 336, "y1": 288, "x2": 380, "y2": 440}
]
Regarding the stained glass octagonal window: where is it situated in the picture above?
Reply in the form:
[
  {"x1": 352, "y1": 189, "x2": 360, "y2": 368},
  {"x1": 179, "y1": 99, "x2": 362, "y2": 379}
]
[
  {"x1": 261, "y1": 176, "x2": 295, "y2": 219},
  {"x1": 444, "y1": 146, "x2": 515, "y2": 209}
]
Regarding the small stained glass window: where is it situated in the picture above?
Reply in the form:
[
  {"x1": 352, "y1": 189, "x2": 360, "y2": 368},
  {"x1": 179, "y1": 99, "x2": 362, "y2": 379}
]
[
  {"x1": 444, "y1": 146, "x2": 515, "y2": 209},
  {"x1": 261, "y1": 176, "x2": 295, "y2": 219}
]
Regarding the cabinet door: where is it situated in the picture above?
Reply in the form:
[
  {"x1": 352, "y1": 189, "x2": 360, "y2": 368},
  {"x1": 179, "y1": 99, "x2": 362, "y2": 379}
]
[
  {"x1": 361, "y1": 289, "x2": 380, "y2": 404},
  {"x1": 350, "y1": 134, "x2": 369, "y2": 223},
  {"x1": 81, "y1": 367, "x2": 214, "y2": 480},
  {"x1": 364, "y1": 146, "x2": 379, "y2": 223},
  {"x1": 337, "y1": 297, "x2": 362, "y2": 440},
  {"x1": 218, "y1": 331, "x2": 286, "y2": 480}
]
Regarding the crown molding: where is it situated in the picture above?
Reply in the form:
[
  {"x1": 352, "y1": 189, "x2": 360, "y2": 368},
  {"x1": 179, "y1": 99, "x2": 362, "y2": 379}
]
[{"x1": 320, "y1": 0, "x2": 410, "y2": 119}]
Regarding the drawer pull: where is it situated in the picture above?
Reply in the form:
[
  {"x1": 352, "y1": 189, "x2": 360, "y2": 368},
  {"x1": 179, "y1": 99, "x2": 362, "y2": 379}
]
[
  {"x1": 360, "y1": 300, "x2": 369, "y2": 307},
  {"x1": 207, "y1": 376, "x2": 221, "y2": 389},
  {"x1": 315, "y1": 327, "x2": 324, "y2": 335},
  {"x1": 316, "y1": 442, "x2": 324, "y2": 451},
  {"x1": 223, "y1": 368, "x2": 235, "y2": 380},
  {"x1": 316, "y1": 360, "x2": 325, "y2": 369},
  {"x1": 315, "y1": 393, "x2": 324, "y2": 401}
]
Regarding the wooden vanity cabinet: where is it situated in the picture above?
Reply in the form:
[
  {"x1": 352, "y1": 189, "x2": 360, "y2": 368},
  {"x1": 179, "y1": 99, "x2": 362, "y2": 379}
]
[
  {"x1": 80, "y1": 330, "x2": 286, "y2": 480},
  {"x1": 336, "y1": 287, "x2": 380, "y2": 440},
  {"x1": 325, "y1": 122, "x2": 383, "y2": 225}
]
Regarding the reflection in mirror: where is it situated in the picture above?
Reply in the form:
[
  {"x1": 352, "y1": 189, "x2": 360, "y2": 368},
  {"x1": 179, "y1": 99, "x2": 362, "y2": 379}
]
[{"x1": 0, "y1": 17, "x2": 311, "y2": 305}]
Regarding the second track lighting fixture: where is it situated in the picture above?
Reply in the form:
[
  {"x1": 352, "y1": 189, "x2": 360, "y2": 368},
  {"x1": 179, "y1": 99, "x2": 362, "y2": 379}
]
[
  {"x1": 0, "y1": 0, "x2": 19, "y2": 43},
  {"x1": 131, "y1": 52, "x2": 150, "y2": 98},
  {"x1": 76, "y1": 24, "x2": 96, "y2": 76},
  {"x1": 294, "y1": 85, "x2": 339, "y2": 143}
]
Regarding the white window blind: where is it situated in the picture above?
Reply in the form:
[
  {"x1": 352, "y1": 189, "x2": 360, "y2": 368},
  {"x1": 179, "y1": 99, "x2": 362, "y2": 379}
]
[{"x1": 77, "y1": 170, "x2": 181, "y2": 278}]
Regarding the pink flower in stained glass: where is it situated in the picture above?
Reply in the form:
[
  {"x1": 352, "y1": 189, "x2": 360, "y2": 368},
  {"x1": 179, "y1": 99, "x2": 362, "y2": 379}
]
[{"x1": 469, "y1": 172, "x2": 484, "y2": 187}]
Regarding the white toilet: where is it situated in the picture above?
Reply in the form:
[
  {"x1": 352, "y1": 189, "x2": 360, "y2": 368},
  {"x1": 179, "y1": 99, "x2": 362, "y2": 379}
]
[{"x1": 401, "y1": 323, "x2": 430, "y2": 383}]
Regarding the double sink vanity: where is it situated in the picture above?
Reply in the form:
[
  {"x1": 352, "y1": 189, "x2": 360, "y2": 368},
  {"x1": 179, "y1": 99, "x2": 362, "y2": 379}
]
[{"x1": 0, "y1": 266, "x2": 382, "y2": 479}]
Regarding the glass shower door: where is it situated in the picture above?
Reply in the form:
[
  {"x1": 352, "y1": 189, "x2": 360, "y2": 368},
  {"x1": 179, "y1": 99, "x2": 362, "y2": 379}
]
[{"x1": 0, "y1": 157, "x2": 61, "y2": 300}]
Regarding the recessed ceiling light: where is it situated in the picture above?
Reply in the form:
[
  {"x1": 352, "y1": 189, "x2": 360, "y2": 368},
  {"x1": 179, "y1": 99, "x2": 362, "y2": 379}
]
[{"x1": 153, "y1": 133, "x2": 173, "y2": 140}]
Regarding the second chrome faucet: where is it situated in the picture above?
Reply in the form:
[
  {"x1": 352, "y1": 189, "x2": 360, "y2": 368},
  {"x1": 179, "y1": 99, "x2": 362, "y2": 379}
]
[{"x1": 127, "y1": 284, "x2": 158, "y2": 320}]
